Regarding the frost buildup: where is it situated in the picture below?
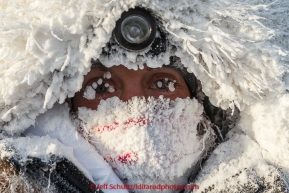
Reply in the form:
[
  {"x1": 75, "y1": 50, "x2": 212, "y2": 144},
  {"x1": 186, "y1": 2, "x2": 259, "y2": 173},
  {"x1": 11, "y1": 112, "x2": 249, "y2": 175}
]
[
  {"x1": 157, "y1": 81, "x2": 163, "y2": 88},
  {"x1": 77, "y1": 97, "x2": 216, "y2": 188},
  {"x1": 83, "y1": 86, "x2": 96, "y2": 100},
  {"x1": 0, "y1": 0, "x2": 286, "y2": 133},
  {"x1": 108, "y1": 86, "x2": 115, "y2": 93},
  {"x1": 168, "y1": 81, "x2": 176, "y2": 92},
  {"x1": 103, "y1": 72, "x2": 112, "y2": 79},
  {"x1": 92, "y1": 82, "x2": 98, "y2": 89},
  {"x1": 97, "y1": 78, "x2": 103, "y2": 85}
]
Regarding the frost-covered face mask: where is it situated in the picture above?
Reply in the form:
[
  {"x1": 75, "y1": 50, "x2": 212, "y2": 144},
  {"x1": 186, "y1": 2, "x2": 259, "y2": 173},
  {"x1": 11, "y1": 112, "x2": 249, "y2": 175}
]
[{"x1": 77, "y1": 96, "x2": 215, "y2": 189}]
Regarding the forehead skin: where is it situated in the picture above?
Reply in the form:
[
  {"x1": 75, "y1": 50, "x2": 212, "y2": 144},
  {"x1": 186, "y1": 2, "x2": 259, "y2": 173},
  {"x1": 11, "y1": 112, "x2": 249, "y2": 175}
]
[{"x1": 72, "y1": 65, "x2": 190, "y2": 111}]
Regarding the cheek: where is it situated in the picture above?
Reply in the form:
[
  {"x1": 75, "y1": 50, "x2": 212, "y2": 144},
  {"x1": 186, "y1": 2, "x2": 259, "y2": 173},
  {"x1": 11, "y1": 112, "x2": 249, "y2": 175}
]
[
  {"x1": 179, "y1": 87, "x2": 191, "y2": 98},
  {"x1": 166, "y1": 91, "x2": 190, "y2": 100},
  {"x1": 72, "y1": 89, "x2": 123, "y2": 111},
  {"x1": 72, "y1": 92, "x2": 101, "y2": 111}
]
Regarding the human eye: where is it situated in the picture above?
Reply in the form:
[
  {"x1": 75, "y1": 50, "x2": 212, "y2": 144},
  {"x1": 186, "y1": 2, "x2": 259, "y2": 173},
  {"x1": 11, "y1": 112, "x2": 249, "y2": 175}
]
[
  {"x1": 83, "y1": 78, "x2": 115, "y2": 100},
  {"x1": 150, "y1": 78, "x2": 177, "y2": 92},
  {"x1": 93, "y1": 81, "x2": 108, "y2": 94}
]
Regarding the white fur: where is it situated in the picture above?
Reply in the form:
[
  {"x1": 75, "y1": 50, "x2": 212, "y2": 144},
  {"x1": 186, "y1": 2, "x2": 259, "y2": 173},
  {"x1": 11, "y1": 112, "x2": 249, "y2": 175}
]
[{"x1": 0, "y1": 0, "x2": 288, "y2": 134}]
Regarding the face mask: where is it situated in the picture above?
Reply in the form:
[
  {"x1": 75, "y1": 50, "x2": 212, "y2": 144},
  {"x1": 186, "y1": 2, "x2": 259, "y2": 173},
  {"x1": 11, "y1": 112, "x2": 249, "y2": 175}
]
[{"x1": 77, "y1": 96, "x2": 215, "y2": 191}]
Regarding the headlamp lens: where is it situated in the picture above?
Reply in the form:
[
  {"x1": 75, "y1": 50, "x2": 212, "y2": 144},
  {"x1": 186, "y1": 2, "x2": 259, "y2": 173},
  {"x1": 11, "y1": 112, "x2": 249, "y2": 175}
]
[
  {"x1": 121, "y1": 15, "x2": 151, "y2": 44},
  {"x1": 112, "y1": 7, "x2": 167, "y2": 53}
]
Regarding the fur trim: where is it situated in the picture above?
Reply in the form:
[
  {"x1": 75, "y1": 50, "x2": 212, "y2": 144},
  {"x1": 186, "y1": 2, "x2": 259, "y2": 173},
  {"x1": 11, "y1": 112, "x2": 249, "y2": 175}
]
[
  {"x1": 0, "y1": 0, "x2": 288, "y2": 134},
  {"x1": 0, "y1": 159, "x2": 50, "y2": 193}
]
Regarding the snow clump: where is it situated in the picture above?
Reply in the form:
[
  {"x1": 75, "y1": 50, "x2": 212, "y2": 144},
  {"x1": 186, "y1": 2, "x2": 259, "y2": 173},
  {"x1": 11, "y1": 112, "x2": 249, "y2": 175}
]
[{"x1": 83, "y1": 86, "x2": 96, "y2": 100}]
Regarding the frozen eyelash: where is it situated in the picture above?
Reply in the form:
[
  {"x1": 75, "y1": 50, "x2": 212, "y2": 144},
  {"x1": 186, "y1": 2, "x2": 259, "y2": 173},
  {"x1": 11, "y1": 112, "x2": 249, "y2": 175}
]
[
  {"x1": 108, "y1": 86, "x2": 115, "y2": 93},
  {"x1": 157, "y1": 81, "x2": 163, "y2": 88},
  {"x1": 83, "y1": 86, "x2": 96, "y2": 100},
  {"x1": 83, "y1": 78, "x2": 116, "y2": 99},
  {"x1": 103, "y1": 71, "x2": 111, "y2": 79},
  {"x1": 156, "y1": 79, "x2": 177, "y2": 92},
  {"x1": 92, "y1": 82, "x2": 98, "y2": 89},
  {"x1": 97, "y1": 78, "x2": 103, "y2": 84},
  {"x1": 168, "y1": 82, "x2": 175, "y2": 92}
]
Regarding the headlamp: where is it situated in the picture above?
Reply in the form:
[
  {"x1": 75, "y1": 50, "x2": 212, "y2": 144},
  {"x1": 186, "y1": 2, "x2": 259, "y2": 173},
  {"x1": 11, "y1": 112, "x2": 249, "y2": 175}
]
[{"x1": 114, "y1": 8, "x2": 157, "y2": 51}]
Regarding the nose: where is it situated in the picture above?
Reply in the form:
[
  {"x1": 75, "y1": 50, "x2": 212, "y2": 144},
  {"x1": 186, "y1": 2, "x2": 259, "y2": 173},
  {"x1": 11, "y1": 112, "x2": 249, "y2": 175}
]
[{"x1": 120, "y1": 81, "x2": 148, "y2": 102}]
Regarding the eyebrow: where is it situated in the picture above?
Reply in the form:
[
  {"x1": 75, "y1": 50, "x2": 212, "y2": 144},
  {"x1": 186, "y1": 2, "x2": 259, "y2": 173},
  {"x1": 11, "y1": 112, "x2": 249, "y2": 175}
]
[
  {"x1": 91, "y1": 64, "x2": 108, "y2": 71},
  {"x1": 146, "y1": 66, "x2": 175, "y2": 72},
  {"x1": 146, "y1": 66, "x2": 163, "y2": 71},
  {"x1": 91, "y1": 63, "x2": 173, "y2": 72}
]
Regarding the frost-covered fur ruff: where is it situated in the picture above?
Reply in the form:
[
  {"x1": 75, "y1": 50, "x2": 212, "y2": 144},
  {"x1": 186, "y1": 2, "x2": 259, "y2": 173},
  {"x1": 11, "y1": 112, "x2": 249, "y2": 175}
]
[
  {"x1": 185, "y1": 93, "x2": 289, "y2": 192},
  {"x1": 0, "y1": 159, "x2": 51, "y2": 193},
  {"x1": 0, "y1": 0, "x2": 288, "y2": 134},
  {"x1": 185, "y1": 125, "x2": 289, "y2": 193}
]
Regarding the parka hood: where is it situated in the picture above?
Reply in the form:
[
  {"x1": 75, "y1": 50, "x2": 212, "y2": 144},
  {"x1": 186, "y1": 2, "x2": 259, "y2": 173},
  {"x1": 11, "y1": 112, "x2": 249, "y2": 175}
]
[{"x1": 0, "y1": 0, "x2": 288, "y2": 134}]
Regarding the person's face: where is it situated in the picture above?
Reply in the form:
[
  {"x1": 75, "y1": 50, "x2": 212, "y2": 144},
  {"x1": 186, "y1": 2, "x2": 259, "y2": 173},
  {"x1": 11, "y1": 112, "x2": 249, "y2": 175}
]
[{"x1": 72, "y1": 64, "x2": 190, "y2": 111}]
